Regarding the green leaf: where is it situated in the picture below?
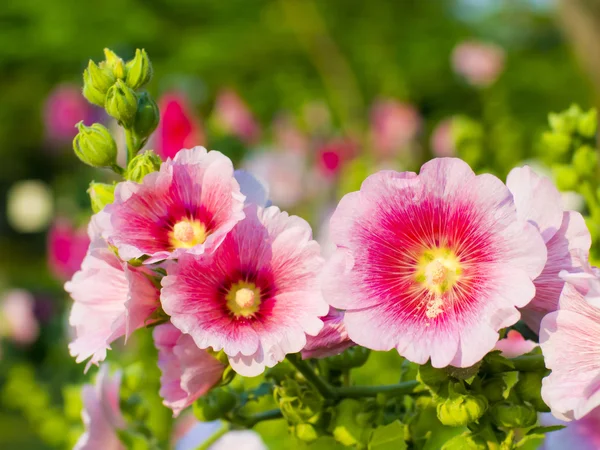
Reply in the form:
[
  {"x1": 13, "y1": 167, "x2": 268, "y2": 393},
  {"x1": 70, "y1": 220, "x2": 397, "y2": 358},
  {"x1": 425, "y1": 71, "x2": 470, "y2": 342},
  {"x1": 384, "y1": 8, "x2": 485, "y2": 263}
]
[
  {"x1": 482, "y1": 351, "x2": 515, "y2": 373},
  {"x1": 526, "y1": 425, "x2": 566, "y2": 435},
  {"x1": 368, "y1": 421, "x2": 407, "y2": 450},
  {"x1": 501, "y1": 372, "x2": 519, "y2": 399},
  {"x1": 515, "y1": 434, "x2": 545, "y2": 449},
  {"x1": 308, "y1": 437, "x2": 347, "y2": 449}
]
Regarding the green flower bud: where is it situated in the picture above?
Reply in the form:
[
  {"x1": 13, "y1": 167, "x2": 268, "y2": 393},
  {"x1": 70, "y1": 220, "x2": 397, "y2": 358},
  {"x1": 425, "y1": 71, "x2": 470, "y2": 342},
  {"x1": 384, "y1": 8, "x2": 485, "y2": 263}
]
[
  {"x1": 125, "y1": 150, "x2": 162, "y2": 183},
  {"x1": 294, "y1": 423, "x2": 319, "y2": 443},
  {"x1": 88, "y1": 182, "x2": 115, "y2": 213},
  {"x1": 577, "y1": 108, "x2": 597, "y2": 138},
  {"x1": 515, "y1": 372, "x2": 550, "y2": 412},
  {"x1": 83, "y1": 60, "x2": 115, "y2": 107},
  {"x1": 490, "y1": 401, "x2": 537, "y2": 428},
  {"x1": 103, "y1": 48, "x2": 126, "y2": 79},
  {"x1": 549, "y1": 110, "x2": 579, "y2": 134},
  {"x1": 126, "y1": 49, "x2": 153, "y2": 90},
  {"x1": 133, "y1": 92, "x2": 160, "y2": 141},
  {"x1": 542, "y1": 132, "x2": 571, "y2": 157},
  {"x1": 481, "y1": 377, "x2": 506, "y2": 404},
  {"x1": 105, "y1": 80, "x2": 138, "y2": 128},
  {"x1": 552, "y1": 164, "x2": 579, "y2": 191},
  {"x1": 193, "y1": 388, "x2": 236, "y2": 422},
  {"x1": 436, "y1": 394, "x2": 487, "y2": 427},
  {"x1": 332, "y1": 399, "x2": 370, "y2": 447},
  {"x1": 327, "y1": 346, "x2": 370, "y2": 370},
  {"x1": 573, "y1": 145, "x2": 598, "y2": 178},
  {"x1": 73, "y1": 122, "x2": 117, "y2": 168},
  {"x1": 274, "y1": 379, "x2": 324, "y2": 425}
]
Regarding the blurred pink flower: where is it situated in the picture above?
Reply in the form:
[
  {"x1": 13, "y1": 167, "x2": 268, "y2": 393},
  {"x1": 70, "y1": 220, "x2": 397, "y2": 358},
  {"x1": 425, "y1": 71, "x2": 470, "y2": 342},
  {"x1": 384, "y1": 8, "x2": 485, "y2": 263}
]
[
  {"x1": 272, "y1": 114, "x2": 309, "y2": 155},
  {"x1": 302, "y1": 307, "x2": 353, "y2": 359},
  {"x1": 214, "y1": 89, "x2": 260, "y2": 144},
  {"x1": 154, "y1": 323, "x2": 225, "y2": 417},
  {"x1": 540, "y1": 407, "x2": 600, "y2": 450},
  {"x1": 494, "y1": 330, "x2": 537, "y2": 358},
  {"x1": 44, "y1": 84, "x2": 95, "y2": 145},
  {"x1": 430, "y1": 118, "x2": 456, "y2": 157},
  {"x1": 316, "y1": 138, "x2": 357, "y2": 178},
  {"x1": 75, "y1": 365, "x2": 125, "y2": 450},
  {"x1": 0, "y1": 289, "x2": 39, "y2": 345},
  {"x1": 370, "y1": 100, "x2": 421, "y2": 157},
  {"x1": 156, "y1": 92, "x2": 204, "y2": 160},
  {"x1": 47, "y1": 218, "x2": 90, "y2": 281},
  {"x1": 322, "y1": 158, "x2": 547, "y2": 368},
  {"x1": 451, "y1": 41, "x2": 505, "y2": 87}
]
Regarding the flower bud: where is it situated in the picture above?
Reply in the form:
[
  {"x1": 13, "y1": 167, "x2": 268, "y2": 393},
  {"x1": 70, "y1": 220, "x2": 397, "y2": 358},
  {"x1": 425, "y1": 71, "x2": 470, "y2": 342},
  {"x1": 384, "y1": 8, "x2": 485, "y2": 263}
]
[
  {"x1": 578, "y1": 108, "x2": 597, "y2": 138},
  {"x1": 436, "y1": 394, "x2": 487, "y2": 427},
  {"x1": 573, "y1": 145, "x2": 598, "y2": 178},
  {"x1": 133, "y1": 92, "x2": 160, "y2": 141},
  {"x1": 542, "y1": 132, "x2": 571, "y2": 156},
  {"x1": 103, "y1": 48, "x2": 126, "y2": 79},
  {"x1": 327, "y1": 346, "x2": 370, "y2": 370},
  {"x1": 552, "y1": 164, "x2": 579, "y2": 191},
  {"x1": 332, "y1": 399, "x2": 370, "y2": 447},
  {"x1": 125, "y1": 151, "x2": 162, "y2": 183},
  {"x1": 274, "y1": 379, "x2": 324, "y2": 425},
  {"x1": 82, "y1": 60, "x2": 115, "y2": 107},
  {"x1": 294, "y1": 423, "x2": 319, "y2": 443},
  {"x1": 490, "y1": 401, "x2": 537, "y2": 428},
  {"x1": 126, "y1": 49, "x2": 153, "y2": 90},
  {"x1": 88, "y1": 182, "x2": 115, "y2": 213},
  {"x1": 193, "y1": 388, "x2": 236, "y2": 422},
  {"x1": 481, "y1": 377, "x2": 506, "y2": 404},
  {"x1": 73, "y1": 122, "x2": 117, "y2": 168},
  {"x1": 515, "y1": 372, "x2": 550, "y2": 412},
  {"x1": 105, "y1": 80, "x2": 138, "y2": 128}
]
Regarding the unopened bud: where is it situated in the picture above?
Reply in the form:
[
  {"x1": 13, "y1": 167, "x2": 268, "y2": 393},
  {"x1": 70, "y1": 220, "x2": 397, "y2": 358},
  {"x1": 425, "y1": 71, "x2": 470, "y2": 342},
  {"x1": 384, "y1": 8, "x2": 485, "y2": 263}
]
[
  {"x1": 573, "y1": 145, "x2": 598, "y2": 178},
  {"x1": 578, "y1": 108, "x2": 598, "y2": 138},
  {"x1": 552, "y1": 164, "x2": 579, "y2": 191},
  {"x1": 125, "y1": 151, "x2": 162, "y2": 183},
  {"x1": 193, "y1": 388, "x2": 236, "y2": 422},
  {"x1": 103, "y1": 48, "x2": 126, "y2": 79},
  {"x1": 83, "y1": 60, "x2": 115, "y2": 107},
  {"x1": 126, "y1": 49, "x2": 153, "y2": 90},
  {"x1": 133, "y1": 92, "x2": 160, "y2": 141},
  {"x1": 73, "y1": 122, "x2": 117, "y2": 168},
  {"x1": 294, "y1": 423, "x2": 319, "y2": 443},
  {"x1": 515, "y1": 372, "x2": 550, "y2": 412},
  {"x1": 490, "y1": 401, "x2": 537, "y2": 428},
  {"x1": 436, "y1": 394, "x2": 487, "y2": 427},
  {"x1": 327, "y1": 346, "x2": 370, "y2": 370},
  {"x1": 105, "y1": 80, "x2": 138, "y2": 128},
  {"x1": 88, "y1": 182, "x2": 115, "y2": 213},
  {"x1": 481, "y1": 377, "x2": 506, "y2": 404}
]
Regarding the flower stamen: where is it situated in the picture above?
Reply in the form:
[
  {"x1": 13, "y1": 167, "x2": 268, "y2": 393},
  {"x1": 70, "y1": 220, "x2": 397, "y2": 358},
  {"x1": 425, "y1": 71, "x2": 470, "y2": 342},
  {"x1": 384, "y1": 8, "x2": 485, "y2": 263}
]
[{"x1": 169, "y1": 219, "x2": 207, "y2": 249}]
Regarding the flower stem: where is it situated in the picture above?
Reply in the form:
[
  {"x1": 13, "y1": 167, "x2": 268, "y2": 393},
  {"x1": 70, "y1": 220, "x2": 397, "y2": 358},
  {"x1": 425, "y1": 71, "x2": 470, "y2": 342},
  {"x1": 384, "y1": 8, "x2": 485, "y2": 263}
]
[
  {"x1": 334, "y1": 380, "x2": 419, "y2": 399},
  {"x1": 125, "y1": 128, "x2": 137, "y2": 166},
  {"x1": 286, "y1": 354, "x2": 337, "y2": 399},
  {"x1": 244, "y1": 409, "x2": 284, "y2": 427},
  {"x1": 196, "y1": 422, "x2": 231, "y2": 450}
]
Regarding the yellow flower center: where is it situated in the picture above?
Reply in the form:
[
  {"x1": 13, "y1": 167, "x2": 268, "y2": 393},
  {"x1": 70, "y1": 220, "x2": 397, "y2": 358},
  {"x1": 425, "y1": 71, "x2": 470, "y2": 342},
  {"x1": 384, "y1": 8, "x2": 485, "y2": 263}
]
[
  {"x1": 169, "y1": 219, "x2": 207, "y2": 249},
  {"x1": 226, "y1": 282, "x2": 261, "y2": 318}
]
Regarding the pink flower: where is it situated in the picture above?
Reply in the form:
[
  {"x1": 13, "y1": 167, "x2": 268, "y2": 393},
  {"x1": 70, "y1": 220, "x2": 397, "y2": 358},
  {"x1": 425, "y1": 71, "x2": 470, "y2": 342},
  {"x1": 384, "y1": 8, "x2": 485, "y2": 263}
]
[
  {"x1": 451, "y1": 41, "x2": 505, "y2": 87},
  {"x1": 540, "y1": 407, "x2": 600, "y2": 450},
  {"x1": 99, "y1": 147, "x2": 245, "y2": 264},
  {"x1": 175, "y1": 422, "x2": 266, "y2": 450},
  {"x1": 316, "y1": 138, "x2": 357, "y2": 178},
  {"x1": 161, "y1": 204, "x2": 328, "y2": 376},
  {"x1": 66, "y1": 218, "x2": 161, "y2": 369},
  {"x1": 322, "y1": 158, "x2": 547, "y2": 368},
  {"x1": 47, "y1": 218, "x2": 90, "y2": 281},
  {"x1": 540, "y1": 278, "x2": 600, "y2": 421},
  {"x1": 214, "y1": 89, "x2": 260, "y2": 144},
  {"x1": 75, "y1": 365, "x2": 125, "y2": 450},
  {"x1": 560, "y1": 252, "x2": 600, "y2": 308},
  {"x1": 0, "y1": 289, "x2": 39, "y2": 345},
  {"x1": 272, "y1": 114, "x2": 309, "y2": 155},
  {"x1": 494, "y1": 330, "x2": 537, "y2": 358},
  {"x1": 44, "y1": 83, "x2": 95, "y2": 145},
  {"x1": 155, "y1": 92, "x2": 204, "y2": 160},
  {"x1": 154, "y1": 323, "x2": 226, "y2": 417},
  {"x1": 430, "y1": 118, "x2": 456, "y2": 157},
  {"x1": 507, "y1": 166, "x2": 591, "y2": 333},
  {"x1": 302, "y1": 307, "x2": 353, "y2": 359},
  {"x1": 370, "y1": 100, "x2": 421, "y2": 157}
]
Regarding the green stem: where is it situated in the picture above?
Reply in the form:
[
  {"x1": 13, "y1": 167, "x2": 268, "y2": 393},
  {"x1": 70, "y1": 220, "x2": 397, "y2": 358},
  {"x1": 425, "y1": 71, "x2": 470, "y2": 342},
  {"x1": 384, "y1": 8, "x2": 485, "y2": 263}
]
[
  {"x1": 110, "y1": 163, "x2": 125, "y2": 176},
  {"x1": 334, "y1": 380, "x2": 419, "y2": 399},
  {"x1": 125, "y1": 128, "x2": 137, "y2": 166},
  {"x1": 286, "y1": 354, "x2": 336, "y2": 399},
  {"x1": 244, "y1": 409, "x2": 284, "y2": 427},
  {"x1": 485, "y1": 354, "x2": 547, "y2": 374},
  {"x1": 196, "y1": 423, "x2": 231, "y2": 450}
]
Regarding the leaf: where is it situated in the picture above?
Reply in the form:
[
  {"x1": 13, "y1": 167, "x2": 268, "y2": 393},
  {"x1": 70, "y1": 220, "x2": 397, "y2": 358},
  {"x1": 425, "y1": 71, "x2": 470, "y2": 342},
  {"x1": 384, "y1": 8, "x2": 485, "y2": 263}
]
[
  {"x1": 501, "y1": 372, "x2": 519, "y2": 399},
  {"x1": 515, "y1": 434, "x2": 546, "y2": 449},
  {"x1": 368, "y1": 421, "x2": 407, "y2": 450},
  {"x1": 526, "y1": 425, "x2": 566, "y2": 435},
  {"x1": 308, "y1": 437, "x2": 347, "y2": 450},
  {"x1": 483, "y1": 351, "x2": 515, "y2": 373}
]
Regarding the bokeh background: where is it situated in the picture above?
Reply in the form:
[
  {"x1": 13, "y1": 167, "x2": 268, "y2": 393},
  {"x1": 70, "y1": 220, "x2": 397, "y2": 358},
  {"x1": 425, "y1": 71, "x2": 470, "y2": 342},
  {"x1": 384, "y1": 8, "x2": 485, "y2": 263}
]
[{"x1": 0, "y1": 0, "x2": 598, "y2": 448}]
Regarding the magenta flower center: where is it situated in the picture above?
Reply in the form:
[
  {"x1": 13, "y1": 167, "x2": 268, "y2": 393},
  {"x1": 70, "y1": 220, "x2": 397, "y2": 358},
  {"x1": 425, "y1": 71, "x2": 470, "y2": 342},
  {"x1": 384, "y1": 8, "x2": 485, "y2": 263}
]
[
  {"x1": 225, "y1": 282, "x2": 261, "y2": 318},
  {"x1": 169, "y1": 220, "x2": 207, "y2": 249}
]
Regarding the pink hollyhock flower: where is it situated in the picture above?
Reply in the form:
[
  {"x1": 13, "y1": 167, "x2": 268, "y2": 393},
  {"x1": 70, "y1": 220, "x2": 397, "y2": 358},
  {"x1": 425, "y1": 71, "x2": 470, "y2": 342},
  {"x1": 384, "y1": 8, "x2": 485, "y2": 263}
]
[
  {"x1": 0, "y1": 289, "x2": 39, "y2": 345},
  {"x1": 75, "y1": 365, "x2": 125, "y2": 450},
  {"x1": 99, "y1": 147, "x2": 245, "y2": 263},
  {"x1": 316, "y1": 138, "x2": 357, "y2": 178},
  {"x1": 44, "y1": 84, "x2": 95, "y2": 145},
  {"x1": 540, "y1": 278, "x2": 600, "y2": 421},
  {"x1": 559, "y1": 252, "x2": 600, "y2": 308},
  {"x1": 322, "y1": 158, "x2": 547, "y2": 368},
  {"x1": 370, "y1": 100, "x2": 421, "y2": 157},
  {"x1": 507, "y1": 166, "x2": 591, "y2": 333},
  {"x1": 272, "y1": 114, "x2": 309, "y2": 155},
  {"x1": 155, "y1": 92, "x2": 204, "y2": 160},
  {"x1": 214, "y1": 89, "x2": 260, "y2": 144},
  {"x1": 494, "y1": 330, "x2": 537, "y2": 358},
  {"x1": 431, "y1": 118, "x2": 456, "y2": 157},
  {"x1": 540, "y1": 407, "x2": 600, "y2": 450},
  {"x1": 66, "y1": 218, "x2": 161, "y2": 369},
  {"x1": 47, "y1": 218, "x2": 90, "y2": 281},
  {"x1": 154, "y1": 323, "x2": 226, "y2": 417},
  {"x1": 161, "y1": 204, "x2": 328, "y2": 376},
  {"x1": 302, "y1": 307, "x2": 353, "y2": 359},
  {"x1": 451, "y1": 41, "x2": 505, "y2": 87}
]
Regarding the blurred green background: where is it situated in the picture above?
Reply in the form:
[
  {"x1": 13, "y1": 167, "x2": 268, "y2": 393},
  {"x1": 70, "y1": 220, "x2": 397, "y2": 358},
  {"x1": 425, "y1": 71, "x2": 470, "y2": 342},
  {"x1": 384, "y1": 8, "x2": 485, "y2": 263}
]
[{"x1": 0, "y1": 0, "x2": 597, "y2": 448}]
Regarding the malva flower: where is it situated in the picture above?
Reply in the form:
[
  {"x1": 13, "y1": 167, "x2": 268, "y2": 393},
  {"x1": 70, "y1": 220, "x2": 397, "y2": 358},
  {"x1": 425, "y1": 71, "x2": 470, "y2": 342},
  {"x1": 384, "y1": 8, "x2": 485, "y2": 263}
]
[
  {"x1": 559, "y1": 251, "x2": 600, "y2": 308},
  {"x1": 540, "y1": 277, "x2": 600, "y2": 421},
  {"x1": 213, "y1": 89, "x2": 260, "y2": 144},
  {"x1": 44, "y1": 83, "x2": 95, "y2": 146},
  {"x1": 370, "y1": 99, "x2": 421, "y2": 157},
  {"x1": 99, "y1": 147, "x2": 245, "y2": 263},
  {"x1": 540, "y1": 406, "x2": 600, "y2": 450},
  {"x1": 302, "y1": 307, "x2": 354, "y2": 359},
  {"x1": 67, "y1": 218, "x2": 161, "y2": 369},
  {"x1": 75, "y1": 365, "x2": 125, "y2": 450},
  {"x1": 0, "y1": 289, "x2": 39, "y2": 345},
  {"x1": 154, "y1": 323, "x2": 226, "y2": 417},
  {"x1": 322, "y1": 158, "x2": 547, "y2": 368},
  {"x1": 494, "y1": 330, "x2": 537, "y2": 358},
  {"x1": 47, "y1": 218, "x2": 90, "y2": 281},
  {"x1": 451, "y1": 41, "x2": 505, "y2": 87},
  {"x1": 161, "y1": 204, "x2": 328, "y2": 377},
  {"x1": 507, "y1": 166, "x2": 591, "y2": 333}
]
